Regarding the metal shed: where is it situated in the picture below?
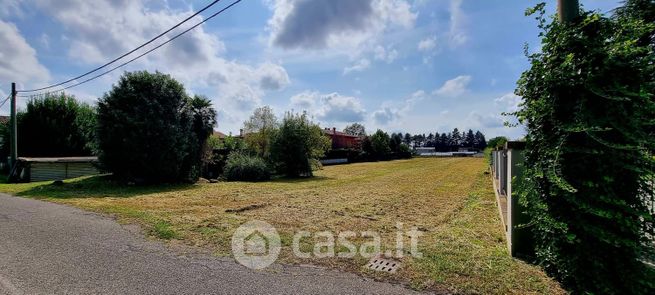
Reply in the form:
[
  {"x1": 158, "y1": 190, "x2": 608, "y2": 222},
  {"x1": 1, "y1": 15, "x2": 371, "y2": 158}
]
[{"x1": 16, "y1": 157, "x2": 100, "y2": 182}]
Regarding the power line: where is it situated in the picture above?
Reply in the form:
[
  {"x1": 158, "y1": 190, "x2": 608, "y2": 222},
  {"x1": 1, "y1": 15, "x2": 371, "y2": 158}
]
[
  {"x1": 17, "y1": 0, "x2": 224, "y2": 93},
  {"x1": 28, "y1": 0, "x2": 243, "y2": 95},
  {"x1": 0, "y1": 94, "x2": 11, "y2": 109}
]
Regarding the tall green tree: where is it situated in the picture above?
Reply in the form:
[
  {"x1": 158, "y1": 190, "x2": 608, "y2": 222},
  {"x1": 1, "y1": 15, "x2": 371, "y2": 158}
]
[
  {"x1": 97, "y1": 71, "x2": 216, "y2": 183},
  {"x1": 515, "y1": 2, "x2": 655, "y2": 293},
  {"x1": 450, "y1": 128, "x2": 461, "y2": 149},
  {"x1": 370, "y1": 129, "x2": 391, "y2": 159},
  {"x1": 464, "y1": 129, "x2": 475, "y2": 147},
  {"x1": 343, "y1": 123, "x2": 366, "y2": 137},
  {"x1": 473, "y1": 131, "x2": 487, "y2": 150},
  {"x1": 243, "y1": 106, "x2": 278, "y2": 159},
  {"x1": 270, "y1": 112, "x2": 330, "y2": 177}
]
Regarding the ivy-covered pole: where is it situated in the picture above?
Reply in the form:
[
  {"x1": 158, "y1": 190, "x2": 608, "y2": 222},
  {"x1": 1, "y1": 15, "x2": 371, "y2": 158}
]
[{"x1": 557, "y1": 0, "x2": 579, "y2": 22}]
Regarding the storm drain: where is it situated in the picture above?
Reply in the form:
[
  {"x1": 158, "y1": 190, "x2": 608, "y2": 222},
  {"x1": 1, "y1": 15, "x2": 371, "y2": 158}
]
[{"x1": 366, "y1": 256, "x2": 401, "y2": 273}]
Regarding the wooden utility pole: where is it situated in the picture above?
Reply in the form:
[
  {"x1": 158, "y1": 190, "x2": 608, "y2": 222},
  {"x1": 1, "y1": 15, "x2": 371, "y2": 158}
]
[
  {"x1": 558, "y1": 0, "x2": 580, "y2": 23},
  {"x1": 10, "y1": 82, "x2": 17, "y2": 172}
]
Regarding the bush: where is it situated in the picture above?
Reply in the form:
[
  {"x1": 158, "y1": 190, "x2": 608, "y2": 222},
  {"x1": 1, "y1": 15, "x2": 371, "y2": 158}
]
[
  {"x1": 515, "y1": 3, "x2": 655, "y2": 293},
  {"x1": 0, "y1": 93, "x2": 95, "y2": 158},
  {"x1": 205, "y1": 135, "x2": 247, "y2": 179},
  {"x1": 270, "y1": 112, "x2": 330, "y2": 177},
  {"x1": 96, "y1": 71, "x2": 216, "y2": 183},
  {"x1": 223, "y1": 152, "x2": 270, "y2": 181}
]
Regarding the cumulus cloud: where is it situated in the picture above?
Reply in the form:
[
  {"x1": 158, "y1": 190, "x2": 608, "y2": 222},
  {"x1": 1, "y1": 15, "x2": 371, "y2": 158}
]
[
  {"x1": 433, "y1": 75, "x2": 471, "y2": 97},
  {"x1": 417, "y1": 36, "x2": 437, "y2": 52},
  {"x1": 290, "y1": 91, "x2": 366, "y2": 123},
  {"x1": 267, "y1": 0, "x2": 417, "y2": 51},
  {"x1": 258, "y1": 62, "x2": 291, "y2": 90},
  {"x1": 494, "y1": 92, "x2": 522, "y2": 113},
  {"x1": 372, "y1": 107, "x2": 398, "y2": 125},
  {"x1": 0, "y1": 20, "x2": 50, "y2": 87},
  {"x1": 448, "y1": 0, "x2": 468, "y2": 47},
  {"x1": 343, "y1": 59, "x2": 371, "y2": 75},
  {"x1": 371, "y1": 90, "x2": 428, "y2": 125},
  {"x1": 29, "y1": 0, "x2": 290, "y2": 121},
  {"x1": 373, "y1": 45, "x2": 398, "y2": 63},
  {"x1": 468, "y1": 111, "x2": 504, "y2": 129}
]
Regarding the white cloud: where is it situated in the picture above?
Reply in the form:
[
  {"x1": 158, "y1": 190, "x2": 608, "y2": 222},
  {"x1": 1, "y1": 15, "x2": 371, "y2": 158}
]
[
  {"x1": 371, "y1": 90, "x2": 428, "y2": 126},
  {"x1": 433, "y1": 75, "x2": 471, "y2": 97},
  {"x1": 0, "y1": 20, "x2": 50, "y2": 87},
  {"x1": 372, "y1": 106, "x2": 398, "y2": 125},
  {"x1": 343, "y1": 59, "x2": 371, "y2": 75},
  {"x1": 373, "y1": 45, "x2": 398, "y2": 63},
  {"x1": 418, "y1": 36, "x2": 437, "y2": 52},
  {"x1": 258, "y1": 62, "x2": 291, "y2": 90},
  {"x1": 448, "y1": 0, "x2": 468, "y2": 47},
  {"x1": 267, "y1": 0, "x2": 417, "y2": 52},
  {"x1": 29, "y1": 0, "x2": 290, "y2": 126},
  {"x1": 290, "y1": 91, "x2": 366, "y2": 123},
  {"x1": 494, "y1": 92, "x2": 521, "y2": 113},
  {"x1": 468, "y1": 111, "x2": 504, "y2": 129}
]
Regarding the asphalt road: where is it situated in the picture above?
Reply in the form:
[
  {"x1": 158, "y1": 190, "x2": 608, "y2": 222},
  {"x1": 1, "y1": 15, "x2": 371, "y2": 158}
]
[{"x1": 0, "y1": 194, "x2": 424, "y2": 295}]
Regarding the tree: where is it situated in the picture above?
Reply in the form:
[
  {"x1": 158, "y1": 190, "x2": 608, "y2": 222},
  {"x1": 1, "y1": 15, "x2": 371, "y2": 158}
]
[
  {"x1": 403, "y1": 133, "x2": 412, "y2": 146},
  {"x1": 270, "y1": 112, "x2": 330, "y2": 177},
  {"x1": 437, "y1": 133, "x2": 448, "y2": 152},
  {"x1": 369, "y1": 129, "x2": 391, "y2": 159},
  {"x1": 474, "y1": 131, "x2": 487, "y2": 150},
  {"x1": 450, "y1": 128, "x2": 461, "y2": 149},
  {"x1": 426, "y1": 133, "x2": 435, "y2": 147},
  {"x1": 515, "y1": 2, "x2": 655, "y2": 292},
  {"x1": 0, "y1": 93, "x2": 96, "y2": 158},
  {"x1": 97, "y1": 71, "x2": 216, "y2": 183},
  {"x1": 464, "y1": 129, "x2": 475, "y2": 147},
  {"x1": 343, "y1": 123, "x2": 366, "y2": 137},
  {"x1": 487, "y1": 136, "x2": 507, "y2": 149},
  {"x1": 389, "y1": 133, "x2": 403, "y2": 152},
  {"x1": 243, "y1": 106, "x2": 278, "y2": 159}
]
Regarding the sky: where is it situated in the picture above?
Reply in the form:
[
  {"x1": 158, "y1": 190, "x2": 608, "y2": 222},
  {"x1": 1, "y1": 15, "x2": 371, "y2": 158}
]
[{"x1": 0, "y1": 0, "x2": 623, "y2": 139}]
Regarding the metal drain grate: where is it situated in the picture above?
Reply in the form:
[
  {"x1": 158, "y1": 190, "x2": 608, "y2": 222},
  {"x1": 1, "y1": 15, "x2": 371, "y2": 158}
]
[{"x1": 366, "y1": 256, "x2": 401, "y2": 273}]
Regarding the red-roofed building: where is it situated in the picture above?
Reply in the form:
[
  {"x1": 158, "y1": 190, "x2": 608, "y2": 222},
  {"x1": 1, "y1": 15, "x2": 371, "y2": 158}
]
[{"x1": 323, "y1": 127, "x2": 361, "y2": 150}]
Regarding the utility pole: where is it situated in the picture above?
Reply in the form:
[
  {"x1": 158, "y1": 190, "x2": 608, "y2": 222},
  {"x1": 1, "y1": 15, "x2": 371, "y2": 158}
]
[
  {"x1": 9, "y1": 82, "x2": 17, "y2": 173},
  {"x1": 558, "y1": 0, "x2": 580, "y2": 23}
]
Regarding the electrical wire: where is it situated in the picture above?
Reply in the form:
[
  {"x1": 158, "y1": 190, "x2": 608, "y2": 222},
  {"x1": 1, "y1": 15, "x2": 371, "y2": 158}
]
[
  {"x1": 30, "y1": 0, "x2": 242, "y2": 95},
  {"x1": 17, "y1": 0, "x2": 224, "y2": 93},
  {"x1": 0, "y1": 94, "x2": 11, "y2": 109}
]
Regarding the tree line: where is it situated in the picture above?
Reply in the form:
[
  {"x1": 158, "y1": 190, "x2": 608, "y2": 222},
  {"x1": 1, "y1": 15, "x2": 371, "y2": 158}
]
[{"x1": 354, "y1": 128, "x2": 487, "y2": 152}]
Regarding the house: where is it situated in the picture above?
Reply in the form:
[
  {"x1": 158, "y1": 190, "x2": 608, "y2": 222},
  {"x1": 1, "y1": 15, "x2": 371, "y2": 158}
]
[
  {"x1": 322, "y1": 127, "x2": 361, "y2": 150},
  {"x1": 212, "y1": 129, "x2": 244, "y2": 140}
]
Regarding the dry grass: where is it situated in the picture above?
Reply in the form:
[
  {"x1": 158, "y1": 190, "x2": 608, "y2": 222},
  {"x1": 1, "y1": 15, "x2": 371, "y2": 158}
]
[{"x1": 0, "y1": 158, "x2": 563, "y2": 294}]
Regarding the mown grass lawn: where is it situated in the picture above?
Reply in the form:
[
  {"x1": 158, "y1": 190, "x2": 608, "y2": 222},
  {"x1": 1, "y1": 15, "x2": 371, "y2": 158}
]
[{"x1": 0, "y1": 157, "x2": 563, "y2": 294}]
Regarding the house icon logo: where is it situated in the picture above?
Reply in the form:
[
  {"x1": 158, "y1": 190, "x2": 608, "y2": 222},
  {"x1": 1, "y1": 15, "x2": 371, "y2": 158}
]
[{"x1": 231, "y1": 220, "x2": 281, "y2": 269}]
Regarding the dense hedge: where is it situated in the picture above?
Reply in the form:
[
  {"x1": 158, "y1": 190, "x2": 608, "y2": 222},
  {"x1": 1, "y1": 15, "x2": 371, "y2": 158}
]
[
  {"x1": 515, "y1": 2, "x2": 655, "y2": 294},
  {"x1": 224, "y1": 152, "x2": 270, "y2": 181},
  {"x1": 0, "y1": 93, "x2": 95, "y2": 158}
]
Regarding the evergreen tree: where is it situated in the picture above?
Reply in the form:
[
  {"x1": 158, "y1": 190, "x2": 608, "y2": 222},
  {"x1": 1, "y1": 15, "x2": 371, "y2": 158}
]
[
  {"x1": 403, "y1": 133, "x2": 412, "y2": 146},
  {"x1": 464, "y1": 129, "x2": 475, "y2": 147}
]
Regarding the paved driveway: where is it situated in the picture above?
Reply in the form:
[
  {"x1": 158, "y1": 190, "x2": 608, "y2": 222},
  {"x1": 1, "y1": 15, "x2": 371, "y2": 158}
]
[{"x1": 0, "y1": 194, "x2": 423, "y2": 295}]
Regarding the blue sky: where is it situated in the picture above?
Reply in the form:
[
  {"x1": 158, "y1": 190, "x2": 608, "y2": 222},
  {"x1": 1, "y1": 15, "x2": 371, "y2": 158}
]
[{"x1": 0, "y1": 0, "x2": 622, "y2": 139}]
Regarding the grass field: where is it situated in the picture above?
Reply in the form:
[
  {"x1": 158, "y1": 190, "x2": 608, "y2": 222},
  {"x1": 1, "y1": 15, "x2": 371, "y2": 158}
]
[{"x1": 0, "y1": 157, "x2": 563, "y2": 294}]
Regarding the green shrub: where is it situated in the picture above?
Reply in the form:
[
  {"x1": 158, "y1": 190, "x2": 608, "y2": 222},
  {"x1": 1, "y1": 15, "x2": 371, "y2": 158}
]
[
  {"x1": 96, "y1": 71, "x2": 216, "y2": 183},
  {"x1": 0, "y1": 93, "x2": 95, "y2": 158},
  {"x1": 223, "y1": 152, "x2": 270, "y2": 181}
]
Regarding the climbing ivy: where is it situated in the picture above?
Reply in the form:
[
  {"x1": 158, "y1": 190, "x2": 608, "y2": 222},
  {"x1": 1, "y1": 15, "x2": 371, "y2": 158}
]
[{"x1": 514, "y1": 1, "x2": 655, "y2": 293}]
